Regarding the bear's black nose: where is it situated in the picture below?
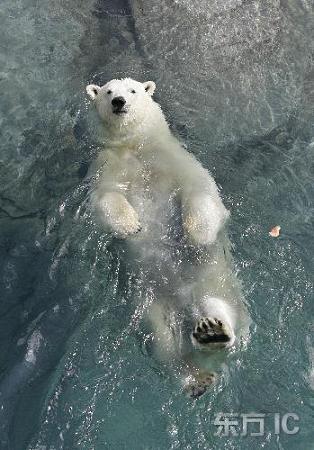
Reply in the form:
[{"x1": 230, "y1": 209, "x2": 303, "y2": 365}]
[{"x1": 112, "y1": 97, "x2": 126, "y2": 108}]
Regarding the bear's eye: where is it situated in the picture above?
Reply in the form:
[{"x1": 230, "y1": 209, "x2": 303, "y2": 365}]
[
  {"x1": 131, "y1": 89, "x2": 136, "y2": 94},
  {"x1": 107, "y1": 90, "x2": 112, "y2": 95}
]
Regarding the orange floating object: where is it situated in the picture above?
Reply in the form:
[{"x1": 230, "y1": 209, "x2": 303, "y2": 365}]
[{"x1": 269, "y1": 225, "x2": 281, "y2": 237}]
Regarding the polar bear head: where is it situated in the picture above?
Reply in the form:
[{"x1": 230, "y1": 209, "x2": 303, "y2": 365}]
[{"x1": 86, "y1": 78, "x2": 156, "y2": 128}]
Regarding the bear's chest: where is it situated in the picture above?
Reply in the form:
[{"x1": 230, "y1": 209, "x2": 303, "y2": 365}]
[{"x1": 115, "y1": 152, "x2": 173, "y2": 196}]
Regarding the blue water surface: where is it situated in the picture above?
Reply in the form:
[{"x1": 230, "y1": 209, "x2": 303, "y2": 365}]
[{"x1": 0, "y1": 1, "x2": 314, "y2": 449}]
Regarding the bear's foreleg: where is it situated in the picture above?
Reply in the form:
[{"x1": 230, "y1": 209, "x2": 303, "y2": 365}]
[
  {"x1": 92, "y1": 191, "x2": 141, "y2": 237},
  {"x1": 182, "y1": 193, "x2": 228, "y2": 246}
]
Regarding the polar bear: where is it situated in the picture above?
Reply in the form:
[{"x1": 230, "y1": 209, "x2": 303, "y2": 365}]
[{"x1": 86, "y1": 78, "x2": 250, "y2": 397}]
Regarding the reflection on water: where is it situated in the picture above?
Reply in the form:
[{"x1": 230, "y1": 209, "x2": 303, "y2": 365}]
[{"x1": 0, "y1": 0, "x2": 314, "y2": 448}]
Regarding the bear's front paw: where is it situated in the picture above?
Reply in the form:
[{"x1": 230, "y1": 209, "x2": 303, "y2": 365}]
[
  {"x1": 182, "y1": 195, "x2": 227, "y2": 246},
  {"x1": 94, "y1": 192, "x2": 142, "y2": 238},
  {"x1": 113, "y1": 210, "x2": 142, "y2": 238},
  {"x1": 183, "y1": 213, "x2": 216, "y2": 246},
  {"x1": 183, "y1": 213, "x2": 205, "y2": 244}
]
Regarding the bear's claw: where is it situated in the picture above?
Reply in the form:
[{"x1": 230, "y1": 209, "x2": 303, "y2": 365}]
[
  {"x1": 135, "y1": 224, "x2": 142, "y2": 234},
  {"x1": 192, "y1": 317, "x2": 233, "y2": 346}
]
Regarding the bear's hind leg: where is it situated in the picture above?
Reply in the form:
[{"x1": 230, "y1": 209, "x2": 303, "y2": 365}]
[
  {"x1": 183, "y1": 369, "x2": 216, "y2": 399},
  {"x1": 191, "y1": 317, "x2": 235, "y2": 348}
]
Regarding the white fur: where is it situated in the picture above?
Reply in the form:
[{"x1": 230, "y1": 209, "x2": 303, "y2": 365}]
[
  {"x1": 86, "y1": 78, "x2": 229, "y2": 244},
  {"x1": 86, "y1": 78, "x2": 250, "y2": 389}
]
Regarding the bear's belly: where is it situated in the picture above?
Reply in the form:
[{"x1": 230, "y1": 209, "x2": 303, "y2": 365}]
[
  {"x1": 129, "y1": 186, "x2": 182, "y2": 243},
  {"x1": 126, "y1": 168, "x2": 181, "y2": 241},
  {"x1": 124, "y1": 177, "x2": 186, "y2": 288}
]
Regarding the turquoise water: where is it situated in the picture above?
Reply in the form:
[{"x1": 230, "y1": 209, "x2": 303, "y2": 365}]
[{"x1": 0, "y1": 0, "x2": 314, "y2": 448}]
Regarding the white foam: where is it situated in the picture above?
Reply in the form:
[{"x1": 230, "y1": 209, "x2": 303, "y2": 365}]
[{"x1": 25, "y1": 330, "x2": 43, "y2": 364}]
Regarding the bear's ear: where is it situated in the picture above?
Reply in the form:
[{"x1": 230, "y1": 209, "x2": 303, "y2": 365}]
[
  {"x1": 143, "y1": 81, "x2": 156, "y2": 96},
  {"x1": 86, "y1": 84, "x2": 101, "y2": 100}
]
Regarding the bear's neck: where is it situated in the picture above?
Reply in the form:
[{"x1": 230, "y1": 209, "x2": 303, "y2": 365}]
[{"x1": 104, "y1": 102, "x2": 170, "y2": 152}]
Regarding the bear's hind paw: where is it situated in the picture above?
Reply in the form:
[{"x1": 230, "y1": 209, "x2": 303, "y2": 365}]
[
  {"x1": 183, "y1": 371, "x2": 216, "y2": 399},
  {"x1": 192, "y1": 317, "x2": 234, "y2": 347}
]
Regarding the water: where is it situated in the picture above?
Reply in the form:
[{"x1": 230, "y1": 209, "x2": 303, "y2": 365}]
[{"x1": 0, "y1": 0, "x2": 314, "y2": 448}]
